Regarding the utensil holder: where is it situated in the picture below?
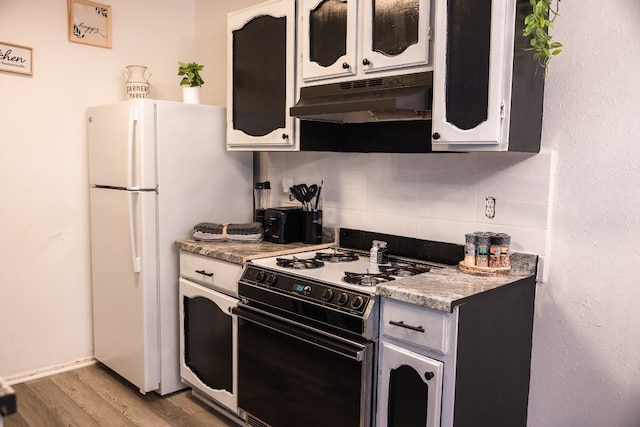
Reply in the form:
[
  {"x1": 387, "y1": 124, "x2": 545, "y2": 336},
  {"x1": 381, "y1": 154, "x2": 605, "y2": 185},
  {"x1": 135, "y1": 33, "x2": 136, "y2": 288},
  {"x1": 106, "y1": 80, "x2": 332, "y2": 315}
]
[{"x1": 303, "y1": 210, "x2": 322, "y2": 244}]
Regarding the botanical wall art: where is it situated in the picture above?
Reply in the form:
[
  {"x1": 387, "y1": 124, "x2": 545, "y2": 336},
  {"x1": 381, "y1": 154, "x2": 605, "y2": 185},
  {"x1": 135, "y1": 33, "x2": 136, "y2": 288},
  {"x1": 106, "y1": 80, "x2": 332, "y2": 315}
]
[
  {"x1": 67, "y1": 0, "x2": 112, "y2": 48},
  {"x1": 0, "y1": 41, "x2": 33, "y2": 75}
]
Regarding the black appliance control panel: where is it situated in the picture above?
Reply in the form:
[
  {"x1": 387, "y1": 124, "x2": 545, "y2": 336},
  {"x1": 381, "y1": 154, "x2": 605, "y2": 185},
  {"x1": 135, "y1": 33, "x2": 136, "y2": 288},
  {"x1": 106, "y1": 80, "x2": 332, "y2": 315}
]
[{"x1": 239, "y1": 265, "x2": 371, "y2": 315}]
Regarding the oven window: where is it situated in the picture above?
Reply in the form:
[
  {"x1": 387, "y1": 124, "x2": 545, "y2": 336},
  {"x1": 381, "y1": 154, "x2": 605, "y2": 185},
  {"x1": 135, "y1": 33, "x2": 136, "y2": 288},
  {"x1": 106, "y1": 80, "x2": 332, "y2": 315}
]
[
  {"x1": 183, "y1": 296, "x2": 233, "y2": 393},
  {"x1": 237, "y1": 312, "x2": 372, "y2": 427}
]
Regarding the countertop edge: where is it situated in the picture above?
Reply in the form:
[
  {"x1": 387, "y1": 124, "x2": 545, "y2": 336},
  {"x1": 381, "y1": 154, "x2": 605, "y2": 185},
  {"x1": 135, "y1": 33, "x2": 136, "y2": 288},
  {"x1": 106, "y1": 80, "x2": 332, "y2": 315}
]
[
  {"x1": 377, "y1": 253, "x2": 538, "y2": 312},
  {"x1": 175, "y1": 239, "x2": 337, "y2": 265}
]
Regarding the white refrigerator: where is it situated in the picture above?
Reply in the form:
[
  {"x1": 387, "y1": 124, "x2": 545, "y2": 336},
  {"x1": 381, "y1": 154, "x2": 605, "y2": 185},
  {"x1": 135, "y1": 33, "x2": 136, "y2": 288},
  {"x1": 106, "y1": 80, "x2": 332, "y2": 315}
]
[{"x1": 87, "y1": 99, "x2": 252, "y2": 395}]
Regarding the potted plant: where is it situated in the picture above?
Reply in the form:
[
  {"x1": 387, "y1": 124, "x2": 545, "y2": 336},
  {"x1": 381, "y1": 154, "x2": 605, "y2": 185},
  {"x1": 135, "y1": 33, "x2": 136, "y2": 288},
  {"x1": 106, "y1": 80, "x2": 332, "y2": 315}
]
[{"x1": 177, "y1": 61, "x2": 204, "y2": 103}]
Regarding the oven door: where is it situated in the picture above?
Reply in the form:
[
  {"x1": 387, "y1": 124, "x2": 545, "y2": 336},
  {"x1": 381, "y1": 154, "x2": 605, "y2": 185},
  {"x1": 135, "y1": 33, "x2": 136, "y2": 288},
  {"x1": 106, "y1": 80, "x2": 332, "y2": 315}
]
[
  {"x1": 179, "y1": 278, "x2": 238, "y2": 413},
  {"x1": 234, "y1": 306, "x2": 375, "y2": 427}
]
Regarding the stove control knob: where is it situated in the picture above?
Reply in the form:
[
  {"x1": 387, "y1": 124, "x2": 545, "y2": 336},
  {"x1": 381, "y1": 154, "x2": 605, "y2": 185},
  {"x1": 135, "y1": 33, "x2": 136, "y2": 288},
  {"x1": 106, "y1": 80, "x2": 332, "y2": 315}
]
[
  {"x1": 321, "y1": 288, "x2": 334, "y2": 301},
  {"x1": 337, "y1": 292, "x2": 349, "y2": 306},
  {"x1": 351, "y1": 296, "x2": 365, "y2": 310},
  {"x1": 255, "y1": 270, "x2": 266, "y2": 282},
  {"x1": 265, "y1": 274, "x2": 277, "y2": 286}
]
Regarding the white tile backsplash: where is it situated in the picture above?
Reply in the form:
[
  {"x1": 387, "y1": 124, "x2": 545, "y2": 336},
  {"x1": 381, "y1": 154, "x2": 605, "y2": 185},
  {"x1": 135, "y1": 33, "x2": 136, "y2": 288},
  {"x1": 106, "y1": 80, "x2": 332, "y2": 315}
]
[
  {"x1": 477, "y1": 173, "x2": 551, "y2": 204},
  {"x1": 367, "y1": 189, "x2": 417, "y2": 215},
  {"x1": 262, "y1": 149, "x2": 555, "y2": 256},
  {"x1": 366, "y1": 211, "x2": 417, "y2": 237}
]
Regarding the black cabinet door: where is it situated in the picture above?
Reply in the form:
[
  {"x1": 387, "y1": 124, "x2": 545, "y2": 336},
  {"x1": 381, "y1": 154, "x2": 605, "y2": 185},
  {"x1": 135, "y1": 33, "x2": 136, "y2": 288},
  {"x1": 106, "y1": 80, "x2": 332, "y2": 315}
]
[
  {"x1": 183, "y1": 295, "x2": 233, "y2": 393},
  {"x1": 227, "y1": 0, "x2": 296, "y2": 149},
  {"x1": 444, "y1": 0, "x2": 492, "y2": 130},
  {"x1": 309, "y1": 0, "x2": 348, "y2": 67},
  {"x1": 232, "y1": 15, "x2": 287, "y2": 137},
  {"x1": 377, "y1": 341, "x2": 443, "y2": 427},
  {"x1": 371, "y1": 0, "x2": 421, "y2": 58}
]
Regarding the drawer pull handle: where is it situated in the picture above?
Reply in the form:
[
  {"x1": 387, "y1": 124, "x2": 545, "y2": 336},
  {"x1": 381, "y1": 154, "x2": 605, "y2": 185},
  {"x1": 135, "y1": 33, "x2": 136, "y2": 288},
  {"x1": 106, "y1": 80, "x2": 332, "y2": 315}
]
[
  {"x1": 195, "y1": 269, "x2": 213, "y2": 277},
  {"x1": 389, "y1": 320, "x2": 425, "y2": 333}
]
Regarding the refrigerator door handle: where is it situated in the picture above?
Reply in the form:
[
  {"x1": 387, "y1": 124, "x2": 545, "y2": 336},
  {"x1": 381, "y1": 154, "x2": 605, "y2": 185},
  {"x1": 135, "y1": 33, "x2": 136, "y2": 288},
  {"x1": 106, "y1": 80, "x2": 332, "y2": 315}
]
[
  {"x1": 128, "y1": 105, "x2": 139, "y2": 190},
  {"x1": 128, "y1": 192, "x2": 141, "y2": 273}
]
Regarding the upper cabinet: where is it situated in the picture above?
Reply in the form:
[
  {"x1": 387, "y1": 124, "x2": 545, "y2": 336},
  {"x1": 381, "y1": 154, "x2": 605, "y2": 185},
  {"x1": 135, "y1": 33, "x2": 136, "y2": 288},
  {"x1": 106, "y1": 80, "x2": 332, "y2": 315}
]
[
  {"x1": 227, "y1": 0, "x2": 544, "y2": 153},
  {"x1": 227, "y1": 0, "x2": 298, "y2": 151},
  {"x1": 300, "y1": 0, "x2": 432, "y2": 83},
  {"x1": 431, "y1": 0, "x2": 544, "y2": 152}
]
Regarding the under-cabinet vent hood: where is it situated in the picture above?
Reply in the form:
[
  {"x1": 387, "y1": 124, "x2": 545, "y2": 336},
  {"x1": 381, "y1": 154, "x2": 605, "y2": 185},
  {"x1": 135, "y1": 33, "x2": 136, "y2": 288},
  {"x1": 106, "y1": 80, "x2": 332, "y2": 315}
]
[{"x1": 290, "y1": 71, "x2": 433, "y2": 123}]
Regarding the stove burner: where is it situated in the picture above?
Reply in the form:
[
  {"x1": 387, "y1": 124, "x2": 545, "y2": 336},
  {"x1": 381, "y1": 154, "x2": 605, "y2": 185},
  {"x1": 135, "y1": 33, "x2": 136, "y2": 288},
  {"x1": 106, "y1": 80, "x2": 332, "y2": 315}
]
[
  {"x1": 315, "y1": 249, "x2": 360, "y2": 263},
  {"x1": 343, "y1": 271, "x2": 394, "y2": 287},
  {"x1": 276, "y1": 256, "x2": 325, "y2": 270},
  {"x1": 378, "y1": 261, "x2": 431, "y2": 277}
]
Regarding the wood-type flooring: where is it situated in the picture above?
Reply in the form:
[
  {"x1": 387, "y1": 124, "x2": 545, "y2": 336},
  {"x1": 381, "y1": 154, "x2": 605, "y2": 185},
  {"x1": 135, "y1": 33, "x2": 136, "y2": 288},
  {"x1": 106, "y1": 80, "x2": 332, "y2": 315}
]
[{"x1": 3, "y1": 363, "x2": 237, "y2": 427}]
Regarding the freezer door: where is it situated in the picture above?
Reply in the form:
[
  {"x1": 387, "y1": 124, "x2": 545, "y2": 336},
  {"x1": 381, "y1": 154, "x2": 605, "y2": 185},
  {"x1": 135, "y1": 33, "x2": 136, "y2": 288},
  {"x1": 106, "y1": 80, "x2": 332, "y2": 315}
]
[
  {"x1": 88, "y1": 99, "x2": 156, "y2": 189},
  {"x1": 89, "y1": 186, "x2": 159, "y2": 393}
]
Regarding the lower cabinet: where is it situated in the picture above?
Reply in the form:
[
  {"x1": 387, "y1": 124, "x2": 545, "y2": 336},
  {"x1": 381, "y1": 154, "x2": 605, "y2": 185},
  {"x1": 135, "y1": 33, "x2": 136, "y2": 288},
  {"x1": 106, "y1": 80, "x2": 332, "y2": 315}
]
[
  {"x1": 377, "y1": 341, "x2": 443, "y2": 427},
  {"x1": 378, "y1": 276, "x2": 536, "y2": 427},
  {"x1": 178, "y1": 250, "x2": 242, "y2": 420},
  {"x1": 179, "y1": 278, "x2": 238, "y2": 414}
]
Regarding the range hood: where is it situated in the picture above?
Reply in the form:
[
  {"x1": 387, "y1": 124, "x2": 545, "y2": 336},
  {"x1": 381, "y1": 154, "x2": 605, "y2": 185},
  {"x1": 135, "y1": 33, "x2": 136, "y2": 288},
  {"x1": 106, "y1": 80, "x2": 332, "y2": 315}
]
[{"x1": 290, "y1": 71, "x2": 433, "y2": 123}]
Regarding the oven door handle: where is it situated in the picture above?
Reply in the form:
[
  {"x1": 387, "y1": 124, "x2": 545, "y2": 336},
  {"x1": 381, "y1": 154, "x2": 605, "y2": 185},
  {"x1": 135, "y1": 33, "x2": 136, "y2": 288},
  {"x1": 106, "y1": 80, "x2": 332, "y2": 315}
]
[{"x1": 234, "y1": 306, "x2": 368, "y2": 362}]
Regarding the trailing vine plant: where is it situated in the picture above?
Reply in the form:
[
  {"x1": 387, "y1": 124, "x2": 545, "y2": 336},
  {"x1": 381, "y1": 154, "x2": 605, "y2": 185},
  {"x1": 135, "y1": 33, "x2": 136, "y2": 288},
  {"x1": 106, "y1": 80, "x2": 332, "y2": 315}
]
[{"x1": 523, "y1": 0, "x2": 563, "y2": 76}]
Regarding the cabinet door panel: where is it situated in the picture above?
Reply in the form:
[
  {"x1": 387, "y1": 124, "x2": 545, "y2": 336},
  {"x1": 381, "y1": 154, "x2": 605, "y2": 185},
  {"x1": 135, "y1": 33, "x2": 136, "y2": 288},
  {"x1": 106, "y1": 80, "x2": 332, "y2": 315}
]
[
  {"x1": 431, "y1": 0, "x2": 510, "y2": 149},
  {"x1": 302, "y1": 0, "x2": 357, "y2": 81},
  {"x1": 444, "y1": 0, "x2": 491, "y2": 130},
  {"x1": 372, "y1": 0, "x2": 419, "y2": 56},
  {"x1": 227, "y1": 0, "x2": 296, "y2": 150},
  {"x1": 377, "y1": 341, "x2": 443, "y2": 427},
  {"x1": 232, "y1": 15, "x2": 287, "y2": 137},
  {"x1": 179, "y1": 279, "x2": 238, "y2": 412},
  {"x1": 362, "y1": 0, "x2": 431, "y2": 73}
]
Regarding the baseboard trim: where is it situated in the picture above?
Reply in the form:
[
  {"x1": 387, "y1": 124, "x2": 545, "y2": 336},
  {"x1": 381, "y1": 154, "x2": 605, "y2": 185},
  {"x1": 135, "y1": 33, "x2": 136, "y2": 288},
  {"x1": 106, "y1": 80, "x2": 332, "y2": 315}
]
[{"x1": 5, "y1": 357, "x2": 97, "y2": 385}]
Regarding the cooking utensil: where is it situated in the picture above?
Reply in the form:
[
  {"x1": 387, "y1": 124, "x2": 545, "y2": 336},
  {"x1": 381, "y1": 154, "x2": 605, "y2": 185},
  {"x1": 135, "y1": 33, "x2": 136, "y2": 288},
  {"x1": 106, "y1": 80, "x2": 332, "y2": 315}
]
[
  {"x1": 305, "y1": 184, "x2": 318, "y2": 204},
  {"x1": 290, "y1": 185, "x2": 306, "y2": 209},
  {"x1": 314, "y1": 181, "x2": 323, "y2": 210}
]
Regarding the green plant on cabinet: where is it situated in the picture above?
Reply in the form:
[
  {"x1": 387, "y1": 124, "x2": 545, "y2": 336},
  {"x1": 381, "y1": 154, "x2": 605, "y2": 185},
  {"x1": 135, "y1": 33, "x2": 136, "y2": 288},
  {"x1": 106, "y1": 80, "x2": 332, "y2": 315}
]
[{"x1": 177, "y1": 61, "x2": 205, "y2": 87}]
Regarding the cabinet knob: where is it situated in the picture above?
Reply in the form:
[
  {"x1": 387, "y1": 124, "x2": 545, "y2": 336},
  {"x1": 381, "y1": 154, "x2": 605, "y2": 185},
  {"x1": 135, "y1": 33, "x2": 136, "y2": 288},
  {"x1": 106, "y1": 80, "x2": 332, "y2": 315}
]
[
  {"x1": 342, "y1": 62, "x2": 350, "y2": 69},
  {"x1": 432, "y1": 132, "x2": 441, "y2": 140},
  {"x1": 362, "y1": 58, "x2": 370, "y2": 66},
  {"x1": 424, "y1": 371, "x2": 435, "y2": 381},
  {"x1": 282, "y1": 134, "x2": 289, "y2": 140}
]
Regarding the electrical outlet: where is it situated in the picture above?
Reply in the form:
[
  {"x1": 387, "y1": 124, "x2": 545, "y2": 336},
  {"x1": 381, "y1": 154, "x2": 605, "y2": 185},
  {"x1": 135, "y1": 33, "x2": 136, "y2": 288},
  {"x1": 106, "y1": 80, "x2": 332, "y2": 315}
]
[{"x1": 485, "y1": 197, "x2": 496, "y2": 219}]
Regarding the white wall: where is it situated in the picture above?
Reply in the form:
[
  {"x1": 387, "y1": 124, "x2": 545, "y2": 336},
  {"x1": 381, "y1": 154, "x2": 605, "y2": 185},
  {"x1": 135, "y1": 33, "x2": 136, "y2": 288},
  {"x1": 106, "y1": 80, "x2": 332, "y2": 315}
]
[
  {"x1": 195, "y1": 0, "x2": 265, "y2": 106},
  {"x1": 527, "y1": 1, "x2": 640, "y2": 425},
  {"x1": 0, "y1": 0, "x2": 197, "y2": 381}
]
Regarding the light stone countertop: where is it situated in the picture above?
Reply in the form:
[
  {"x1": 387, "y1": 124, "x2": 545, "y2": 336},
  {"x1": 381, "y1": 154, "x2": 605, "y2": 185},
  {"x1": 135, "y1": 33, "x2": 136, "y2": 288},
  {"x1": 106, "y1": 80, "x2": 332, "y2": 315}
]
[
  {"x1": 175, "y1": 239, "x2": 336, "y2": 265},
  {"x1": 377, "y1": 252, "x2": 538, "y2": 312},
  {"x1": 176, "y1": 239, "x2": 538, "y2": 313}
]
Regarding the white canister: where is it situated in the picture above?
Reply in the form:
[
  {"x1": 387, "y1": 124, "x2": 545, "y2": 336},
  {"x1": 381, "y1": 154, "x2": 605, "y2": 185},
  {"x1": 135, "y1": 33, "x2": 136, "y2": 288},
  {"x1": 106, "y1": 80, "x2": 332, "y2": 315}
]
[{"x1": 123, "y1": 65, "x2": 151, "y2": 99}]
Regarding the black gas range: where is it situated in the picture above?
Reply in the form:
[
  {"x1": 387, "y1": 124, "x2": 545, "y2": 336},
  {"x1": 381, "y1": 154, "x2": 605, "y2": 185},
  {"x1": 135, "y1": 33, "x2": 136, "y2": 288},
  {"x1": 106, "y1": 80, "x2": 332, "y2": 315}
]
[
  {"x1": 238, "y1": 247, "x2": 444, "y2": 340},
  {"x1": 233, "y1": 229, "x2": 463, "y2": 427}
]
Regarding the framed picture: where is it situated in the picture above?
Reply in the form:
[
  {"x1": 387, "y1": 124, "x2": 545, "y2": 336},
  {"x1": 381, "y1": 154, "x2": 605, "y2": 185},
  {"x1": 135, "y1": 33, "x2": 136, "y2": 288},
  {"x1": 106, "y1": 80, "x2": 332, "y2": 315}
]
[
  {"x1": 67, "y1": 0, "x2": 112, "y2": 48},
  {"x1": 0, "y1": 41, "x2": 33, "y2": 75}
]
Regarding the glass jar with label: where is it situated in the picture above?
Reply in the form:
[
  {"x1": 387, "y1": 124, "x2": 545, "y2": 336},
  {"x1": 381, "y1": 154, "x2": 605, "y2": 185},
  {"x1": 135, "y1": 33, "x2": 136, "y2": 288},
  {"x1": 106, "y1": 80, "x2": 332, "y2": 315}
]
[
  {"x1": 464, "y1": 233, "x2": 476, "y2": 266},
  {"x1": 475, "y1": 233, "x2": 490, "y2": 267}
]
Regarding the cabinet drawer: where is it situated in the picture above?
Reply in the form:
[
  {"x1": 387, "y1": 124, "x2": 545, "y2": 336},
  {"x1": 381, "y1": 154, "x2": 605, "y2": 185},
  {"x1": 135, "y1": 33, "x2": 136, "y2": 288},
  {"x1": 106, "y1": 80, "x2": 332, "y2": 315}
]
[
  {"x1": 179, "y1": 251, "x2": 242, "y2": 296},
  {"x1": 381, "y1": 298, "x2": 448, "y2": 354}
]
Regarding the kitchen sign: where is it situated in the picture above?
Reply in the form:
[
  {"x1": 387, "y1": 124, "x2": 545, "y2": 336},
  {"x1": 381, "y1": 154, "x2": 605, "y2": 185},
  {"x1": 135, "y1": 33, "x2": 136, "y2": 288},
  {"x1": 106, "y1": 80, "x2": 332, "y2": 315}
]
[
  {"x1": 0, "y1": 41, "x2": 33, "y2": 76},
  {"x1": 67, "y1": 0, "x2": 112, "y2": 48}
]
